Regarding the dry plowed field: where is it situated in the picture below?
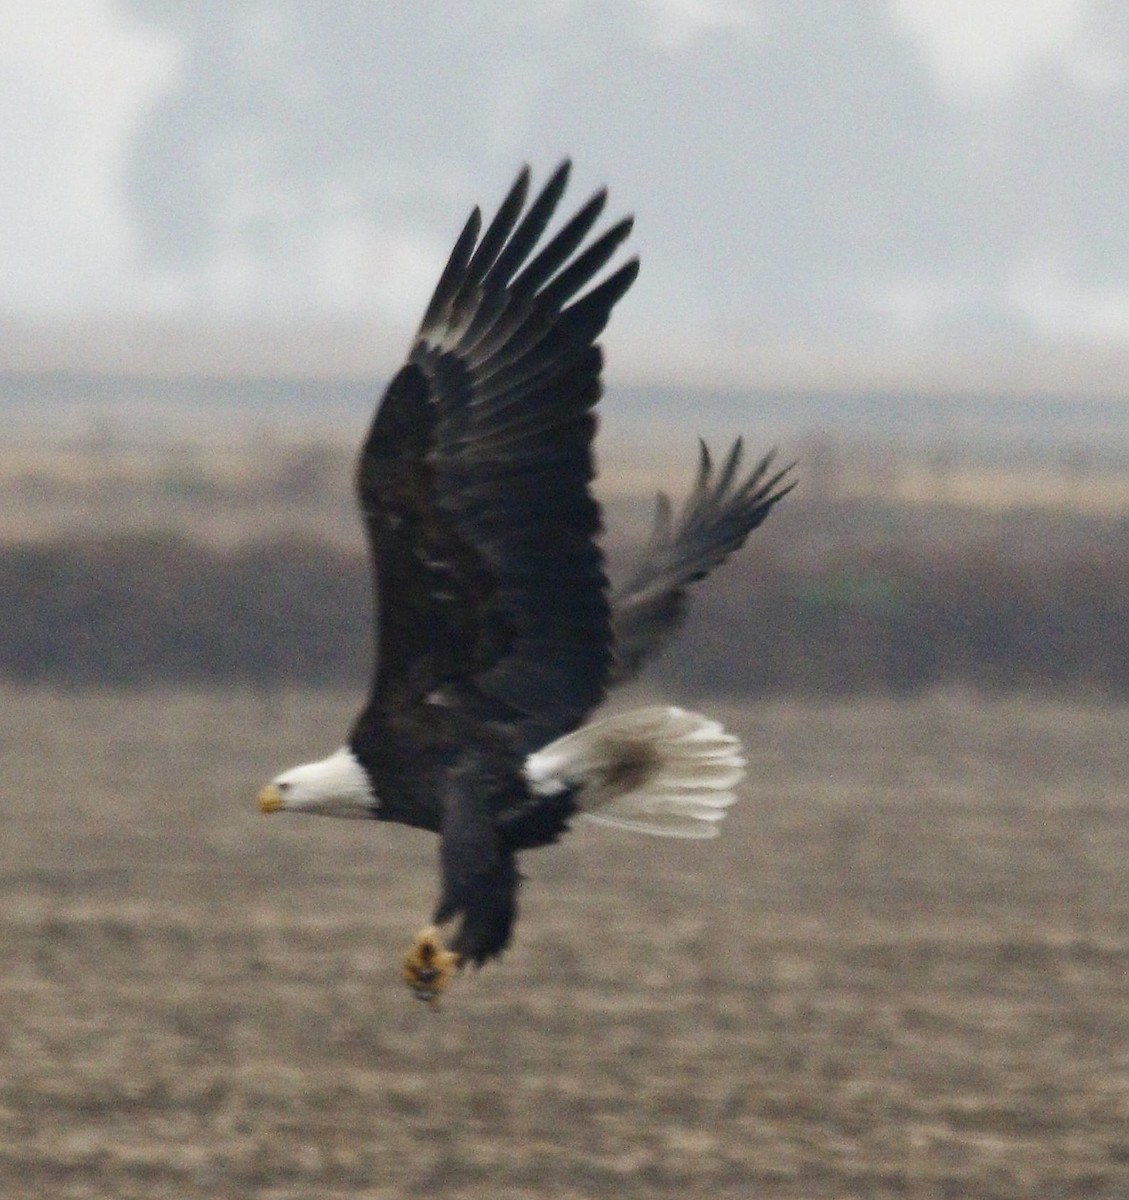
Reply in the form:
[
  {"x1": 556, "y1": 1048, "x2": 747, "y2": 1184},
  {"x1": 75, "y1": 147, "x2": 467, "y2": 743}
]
[{"x1": 2, "y1": 689, "x2": 1127, "y2": 1198}]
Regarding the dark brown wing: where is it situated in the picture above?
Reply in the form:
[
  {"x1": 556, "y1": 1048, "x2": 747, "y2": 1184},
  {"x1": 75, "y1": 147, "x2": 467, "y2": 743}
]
[
  {"x1": 609, "y1": 438, "x2": 794, "y2": 684},
  {"x1": 355, "y1": 162, "x2": 638, "y2": 756}
]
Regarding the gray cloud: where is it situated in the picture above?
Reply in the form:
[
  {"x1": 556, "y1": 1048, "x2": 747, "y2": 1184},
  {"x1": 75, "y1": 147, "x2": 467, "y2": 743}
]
[{"x1": 5, "y1": 0, "x2": 1129, "y2": 353}]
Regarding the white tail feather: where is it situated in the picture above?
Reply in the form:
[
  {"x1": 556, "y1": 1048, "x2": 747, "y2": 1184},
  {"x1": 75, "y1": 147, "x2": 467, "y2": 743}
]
[{"x1": 523, "y1": 706, "x2": 745, "y2": 839}]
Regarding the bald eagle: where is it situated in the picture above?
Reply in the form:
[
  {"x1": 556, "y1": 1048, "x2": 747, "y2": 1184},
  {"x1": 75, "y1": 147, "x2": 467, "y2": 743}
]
[{"x1": 258, "y1": 162, "x2": 792, "y2": 1001}]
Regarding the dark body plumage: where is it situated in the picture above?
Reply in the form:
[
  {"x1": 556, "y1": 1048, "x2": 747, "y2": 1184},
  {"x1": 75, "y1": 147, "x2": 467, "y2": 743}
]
[
  {"x1": 348, "y1": 163, "x2": 636, "y2": 962},
  {"x1": 343, "y1": 163, "x2": 791, "y2": 965}
]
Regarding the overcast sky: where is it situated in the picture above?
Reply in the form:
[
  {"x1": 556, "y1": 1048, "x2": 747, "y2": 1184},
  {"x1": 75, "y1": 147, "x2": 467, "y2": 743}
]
[{"x1": 3, "y1": 0, "x2": 1128, "y2": 380}]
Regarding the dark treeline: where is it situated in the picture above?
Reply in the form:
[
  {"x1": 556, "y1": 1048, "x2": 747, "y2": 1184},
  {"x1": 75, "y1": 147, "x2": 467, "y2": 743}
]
[
  {"x1": 3, "y1": 526, "x2": 1127, "y2": 696},
  {"x1": 1, "y1": 533, "x2": 369, "y2": 688}
]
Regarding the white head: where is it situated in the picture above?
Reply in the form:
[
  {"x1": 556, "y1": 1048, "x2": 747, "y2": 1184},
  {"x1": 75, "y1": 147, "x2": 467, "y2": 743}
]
[{"x1": 257, "y1": 747, "x2": 377, "y2": 819}]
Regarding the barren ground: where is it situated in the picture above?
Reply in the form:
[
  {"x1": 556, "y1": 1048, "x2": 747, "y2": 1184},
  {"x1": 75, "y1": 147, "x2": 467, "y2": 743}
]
[
  {"x1": 2, "y1": 688, "x2": 1127, "y2": 1198},
  {"x1": 4, "y1": 435, "x2": 1128, "y2": 547}
]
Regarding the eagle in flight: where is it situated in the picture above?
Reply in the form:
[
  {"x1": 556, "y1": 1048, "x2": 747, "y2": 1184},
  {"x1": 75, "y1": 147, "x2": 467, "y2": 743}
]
[{"x1": 257, "y1": 162, "x2": 793, "y2": 1001}]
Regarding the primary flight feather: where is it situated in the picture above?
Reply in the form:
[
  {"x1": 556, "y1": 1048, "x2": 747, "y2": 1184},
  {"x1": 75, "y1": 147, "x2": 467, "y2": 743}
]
[{"x1": 257, "y1": 162, "x2": 793, "y2": 1001}]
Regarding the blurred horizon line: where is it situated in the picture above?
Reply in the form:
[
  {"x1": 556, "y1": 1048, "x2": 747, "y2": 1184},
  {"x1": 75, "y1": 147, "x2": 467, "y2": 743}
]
[{"x1": 4, "y1": 316, "x2": 1129, "y2": 402}]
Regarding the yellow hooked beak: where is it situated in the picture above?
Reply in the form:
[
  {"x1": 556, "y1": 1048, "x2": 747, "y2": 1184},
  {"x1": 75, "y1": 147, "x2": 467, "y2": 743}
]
[{"x1": 257, "y1": 784, "x2": 284, "y2": 814}]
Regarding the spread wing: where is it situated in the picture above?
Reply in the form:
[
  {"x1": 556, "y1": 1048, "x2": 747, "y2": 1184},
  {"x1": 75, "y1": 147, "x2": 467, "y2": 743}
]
[
  {"x1": 356, "y1": 161, "x2": 639, "y2": 756},
  {"x1": 609, "y1": 438, "x2": 795, "y2": 684}
]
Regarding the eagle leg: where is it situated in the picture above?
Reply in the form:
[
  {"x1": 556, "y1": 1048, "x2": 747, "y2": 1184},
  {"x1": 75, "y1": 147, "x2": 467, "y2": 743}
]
[{"x1": 402, "y1": 924, "x2": 462, "y2": 1004}]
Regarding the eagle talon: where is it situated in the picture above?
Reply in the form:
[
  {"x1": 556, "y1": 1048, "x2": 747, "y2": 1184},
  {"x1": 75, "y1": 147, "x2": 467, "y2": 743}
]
[{"x1": 403, "y1": 926, "x2": 461, "y2": 1004}]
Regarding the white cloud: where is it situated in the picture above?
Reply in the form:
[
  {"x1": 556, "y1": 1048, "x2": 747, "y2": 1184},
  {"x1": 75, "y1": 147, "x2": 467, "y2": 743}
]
[
  {"x1": 637, "y1": 0, "x2": 759, "y2": 51},
  {"x1": 305, "y1": 223, "x2": 447, "y2": 321},
  {"x1": 1010, "y1": 260, "x2": 1129, "y2": 340},
  {"x1": 0, "y1": 0, "x2": 178, "y2": 311},
  {"x1": 864, "y1": 277, "x2": 971, "y2": 334},
  {"x1": 890, "y1": 0, "x2": 1122, "y2": 99}
]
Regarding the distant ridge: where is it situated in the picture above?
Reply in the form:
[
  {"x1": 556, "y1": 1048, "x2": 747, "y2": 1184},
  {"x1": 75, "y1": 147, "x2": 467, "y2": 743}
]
[
  {"x1": 5, "y1": 316, "x2": 1129, "y2": 401},
  {"x1": 4, "y1": 368, "x2": 1128, "y2": 457}
]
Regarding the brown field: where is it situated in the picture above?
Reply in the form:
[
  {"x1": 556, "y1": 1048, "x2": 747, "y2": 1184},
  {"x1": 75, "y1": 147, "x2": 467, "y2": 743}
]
[
  {"x1": 4, "y1": 434, "x2": 1129, "y2": 549},
  {"x1": 2, "y1": 688, "x2": 1128, "y2": 1198}
]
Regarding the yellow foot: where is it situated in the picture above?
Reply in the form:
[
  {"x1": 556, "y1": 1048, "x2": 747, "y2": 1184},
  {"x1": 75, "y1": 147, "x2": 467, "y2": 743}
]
[{"x1": 402, "y1": 925, "x2": 461, "y2": 1005}]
